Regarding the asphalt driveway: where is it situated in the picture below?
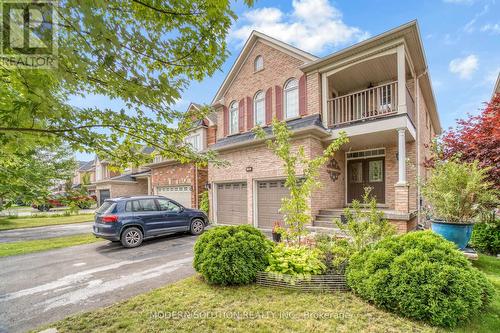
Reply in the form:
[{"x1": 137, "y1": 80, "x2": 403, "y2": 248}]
[
  {"x1": 0, "y1": 233, "x2": 197, "y2": 333},
  {"x1": 0, "y1": 222, "x2": 94, "y2": 243}
]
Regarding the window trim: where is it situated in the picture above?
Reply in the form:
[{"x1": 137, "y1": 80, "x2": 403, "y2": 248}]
[
  {"x1": 284, "y1": 78, "x2": 299, "y2": 119},
  {"x1": 254, "y1": 55, "x2": 263, "y2": 72},
  {"x1": 229, "y1": 101, "x2": 239, "y2": 134},
  {"x1": 253, "y1": 90, "x2": 265, "y2": 126}
]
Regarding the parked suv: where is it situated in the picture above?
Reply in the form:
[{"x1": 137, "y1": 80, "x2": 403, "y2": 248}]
[{"x1": 92, "y1": 195, "x2": 208, "y2": 248}]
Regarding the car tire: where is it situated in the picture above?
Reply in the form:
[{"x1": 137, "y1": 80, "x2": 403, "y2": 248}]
[
  {"x1": 120, "y1": 227, "x2": 143, "y2": 248},
  {"x1": 190, "y1": 218, "x2": 205, "y2": 235}
]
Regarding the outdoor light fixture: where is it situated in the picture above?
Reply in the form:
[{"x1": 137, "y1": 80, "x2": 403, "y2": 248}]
[
  {"x1": 205, "y1": 183, "x2": 211, "y2": 190},
  {"x1": 246, "y1": 166, "x2": 253, "y2": 172}
]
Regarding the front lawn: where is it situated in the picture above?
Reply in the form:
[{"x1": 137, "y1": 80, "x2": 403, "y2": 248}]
[
  {"x1": 40, "y1": 255, "x2": 499, "y2": 333},
  {"x1": 0, "y1": 214, "x2": 94, "y2": 231},
  {"x1": 0, "y1": 234, "x2": 103, "y2": 257}
]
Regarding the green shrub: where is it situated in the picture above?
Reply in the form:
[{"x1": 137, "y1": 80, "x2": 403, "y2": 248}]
[
  {"x1": 199, "y1": 191, "x2": 209, "y2": 215},
  {"x1": 266, "y1": 244, "x2": 326, "y2": 278},
  {"x1": 470, "y1": 218, "x2": 500, "y2": 255},
  {"x1": 193, "y1": 225, "x2": 272, "y2": 285},
  {"x1": 314, "y1": 234, "x2": 351, "y2": 274},
  {"x1": 347, "y1": 231, "x2": 494, "y2": 327}
]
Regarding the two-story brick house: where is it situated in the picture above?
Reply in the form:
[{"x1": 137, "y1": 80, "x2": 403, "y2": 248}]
[
  {"x1": 146, "y1": 103, "x2": 217, "y2": 208},
  {"x1": 207, "y1": 21, "x2": 441, "y2": 233}
]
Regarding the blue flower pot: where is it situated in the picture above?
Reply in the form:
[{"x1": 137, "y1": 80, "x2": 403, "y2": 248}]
[{"x1": 431, "y1": 219, "x2": 474, "y2": 249}]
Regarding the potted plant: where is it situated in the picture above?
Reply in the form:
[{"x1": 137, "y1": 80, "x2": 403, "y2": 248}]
[
  {"x1": 421, "y1": 160, "x2": 498, "y2": 249},
  {"x1": 272, "y1": 221, "x2": 283, "y2": 243}
]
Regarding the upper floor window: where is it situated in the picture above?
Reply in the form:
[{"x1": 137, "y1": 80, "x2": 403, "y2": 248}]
[
  {"x1": 185, "y1": 134, "x2": 201, "y2": 151},
  {"x1": 229, "y1": 101, "x2": 238, "y2": 134},
  {"x1": 254, "y1": 91, "x2": 265, "y2": 126},
  {"x1": 153, "y1": 155, "x2": 163, "y2": 163},
  {"x1": 254, "y1": 55, "x2": 263, "y2": 72},
  {"x1": 284, "y1": 78, "x2": 299, "y2": 119}
]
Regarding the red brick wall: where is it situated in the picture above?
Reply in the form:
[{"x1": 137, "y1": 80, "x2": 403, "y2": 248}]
[
  {"x1": 207, "y1": 125, "x2": 217, "y2": 146},
  {"x1": 216, "y1": 41, "x2": 313, "y2": 140}
]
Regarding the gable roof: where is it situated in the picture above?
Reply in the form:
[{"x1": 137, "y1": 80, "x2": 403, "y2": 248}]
[
  {"x1": 211, "y1": 30, "x2": 318, "y2": 105},
  {"x1": 493, "y1": 72, "x2": 500, "y2": 99},
  {"x1": 79, "y1": 160, "x2": 94, "y2": 171}
]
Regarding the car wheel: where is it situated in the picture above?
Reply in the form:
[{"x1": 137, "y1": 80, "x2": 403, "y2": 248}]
[
  {"x1": 121, "y1": 227, "x2": 143, "y2": 248},
  {"x1": 190, "y1": 219, "x2": 205, "y2": 235}
]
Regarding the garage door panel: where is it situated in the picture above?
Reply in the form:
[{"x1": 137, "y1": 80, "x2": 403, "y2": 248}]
[
  {"x1": 257, "y1": 180, "x2": 289, "y2": 229},
  {"x1": 157, "y1": 185, "x2": 192, "y2": 208},
  {"x1": 217, "y1": 182, "x2": 247, "y2": 225}
]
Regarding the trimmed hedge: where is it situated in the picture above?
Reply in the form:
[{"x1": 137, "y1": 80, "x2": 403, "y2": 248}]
[
  {"x1": 347, "y1": 231, "x2": 494, "y2": 327},
  {"x1": 193, "y1": 225, "x2": 273, "y2": 285}
]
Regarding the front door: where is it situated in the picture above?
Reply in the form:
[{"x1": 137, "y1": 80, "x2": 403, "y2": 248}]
[{"x1": 347, "y1": 157, "x2": 385, "y2": 204}]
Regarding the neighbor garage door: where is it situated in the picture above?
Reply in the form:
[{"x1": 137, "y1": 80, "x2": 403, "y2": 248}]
[
  {"x1": 216, "y1": 182, "x2": 247, "y2": 225},
  {"x1": 157, "y1": 185, "x2": 192, "y2": 208},
  {"x1": 257, "y1": 179, "x2": 289, "y2": 229},
  {"x1": 98, "y1": 189, "x2": 110, "y2": 206}
]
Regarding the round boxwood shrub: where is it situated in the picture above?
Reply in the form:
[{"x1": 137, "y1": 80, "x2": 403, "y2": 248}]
[
  {"x1": 193, "y1": 225, "x2": 273, "y2": 285},
  {"x1": 347, "y1": 231, "x2": 494, "y2": 327}
]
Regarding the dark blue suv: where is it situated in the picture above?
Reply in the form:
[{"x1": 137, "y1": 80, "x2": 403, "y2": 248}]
[{"x1": 92, "y1": 195, "x2": 208, "y2": 248}]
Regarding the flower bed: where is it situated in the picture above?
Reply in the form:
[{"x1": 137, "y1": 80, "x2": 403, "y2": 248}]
[{"x1": 256, "y1": 271, "x2": 349, "y2": 292}]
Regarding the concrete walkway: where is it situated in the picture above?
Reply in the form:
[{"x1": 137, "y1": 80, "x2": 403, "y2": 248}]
[{"x1": 0, "y1": 222, "x2": 94, "y2": 243}]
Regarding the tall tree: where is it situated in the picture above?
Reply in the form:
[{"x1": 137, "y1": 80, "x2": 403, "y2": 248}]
[{"x1": 0, "y1": 0, "x2": 252, "y2": 167}]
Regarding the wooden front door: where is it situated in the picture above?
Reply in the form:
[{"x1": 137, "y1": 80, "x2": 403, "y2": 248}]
[{"x1": 347, "y1": 157, "x2": 385, "y2": 204}]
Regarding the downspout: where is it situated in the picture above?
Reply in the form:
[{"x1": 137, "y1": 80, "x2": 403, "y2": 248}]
[{"x1": 415, "y1": 69, "x2": 428, "y2": 225}]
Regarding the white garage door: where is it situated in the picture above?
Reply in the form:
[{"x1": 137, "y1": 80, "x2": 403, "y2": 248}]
[{"x1": 156, "y1": 185, "x2": 192, "y2": 208}]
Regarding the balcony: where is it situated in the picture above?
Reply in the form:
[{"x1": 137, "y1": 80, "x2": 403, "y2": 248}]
[{"x1": 327, "y1": 81, "x2": 415, "y2": 127}]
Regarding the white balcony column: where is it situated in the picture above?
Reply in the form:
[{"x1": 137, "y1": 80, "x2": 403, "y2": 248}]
[
  {"x1": 397, "y1": 44, "x2": 407, "y2": 114},
  {"x1": 321, "y1": 72, "x2": 329, "y2": 127},
  {"x1": 397, "y1": 128, "x2": 406, "y2": 184}
]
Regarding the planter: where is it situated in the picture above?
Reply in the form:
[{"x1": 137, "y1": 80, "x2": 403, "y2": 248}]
[
  {"x1": 431, "y1": 219, "x2": 474, "y2": 249},
  {"x1": 272, "y1": 232, "x2": 281, "y2": 243},
  {"x1": 256, "y1": 271, "x2": 348, "y2": 292}
]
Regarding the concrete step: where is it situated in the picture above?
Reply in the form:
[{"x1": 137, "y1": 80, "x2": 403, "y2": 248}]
[
  {"x1": 315, "y1": 215, "x2": 342, "y2": 222},
  {"x1": 313, "y1": 220, "x2": 340, "y2": 228},
  {"x1": 318, "y1": 209, "x2": 345, "y2": 216},
  {"x1": 306, "y1": 225, "x2": 346, "y2": 236}
]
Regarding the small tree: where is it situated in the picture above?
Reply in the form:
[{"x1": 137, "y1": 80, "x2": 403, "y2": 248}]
[{"x1": 255, "y1": 119, "x2": 348, "y2": 241}]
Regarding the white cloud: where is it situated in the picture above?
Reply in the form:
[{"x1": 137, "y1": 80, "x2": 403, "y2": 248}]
[
  {"x1": 449, "y1": 55, "x2": 479, "y2": 79},
  {"x1": 481, "y1": 23, "x2": 500, "y2": 34},
  {"x1": 230, "y1": 0, "x2": 369, "y2": 54}
]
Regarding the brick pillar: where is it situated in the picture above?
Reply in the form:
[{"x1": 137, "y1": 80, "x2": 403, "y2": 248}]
[{"x1": 394, "y1": 183, "x2": 409, "y2": 213}]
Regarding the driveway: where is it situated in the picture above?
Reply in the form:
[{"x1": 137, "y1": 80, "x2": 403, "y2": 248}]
[
  {"x1": 0, "y1": 234, "x2": 197, "y2": 333},
  {"x1": 0, "y1": 222, "x2": 94, "y2": 243}
]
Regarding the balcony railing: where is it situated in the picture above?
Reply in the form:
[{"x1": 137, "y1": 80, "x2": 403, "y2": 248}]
[{"x1": 327, "y1": 81, "x2": 398, "y2": 127}]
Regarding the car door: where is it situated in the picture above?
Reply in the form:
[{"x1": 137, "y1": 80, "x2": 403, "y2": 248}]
[
  {"x1": 131, "y1": 199, "x2": 164, "y2": 236},
  {"x1": 156, "y1": 198, "x2": 189, "y2": 232}
]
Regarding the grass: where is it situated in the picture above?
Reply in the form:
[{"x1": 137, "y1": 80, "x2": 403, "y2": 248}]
[
  {"x1": 452, "y1": 254, "x2": 500, "y2": 333},
  {"x1": 40, "y1": 255, "x2": 500, "y2": 333},
  {"x1": 0, "y1": 234, "x2": 103, "y2": 257},
  {"x1": 0, "y1": 214, "x2": 94, "y2": 231}
]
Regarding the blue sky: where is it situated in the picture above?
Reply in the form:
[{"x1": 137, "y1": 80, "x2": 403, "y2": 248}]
[{"x1": 74, "y1": 0, "x2": 500, "y2": 161}]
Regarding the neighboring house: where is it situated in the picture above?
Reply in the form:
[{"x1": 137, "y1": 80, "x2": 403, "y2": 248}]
[
  {"x1": 207, "y1": 20, "x2": 441, "y2": 233},
  {"x1": 145, "y1": 103, "x2": 217, "y2": 209},
  {"x1": 71, "y1": 160, "x2": 95, "y2": 190},
  {"x1": 493, "y1": 73, "x2": 500, "y2": 99}
]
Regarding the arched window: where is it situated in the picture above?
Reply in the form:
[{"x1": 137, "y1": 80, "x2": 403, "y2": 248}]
[
  {"x1": 284, "y1": 78, "x2": 299, "y2": 119},
  {"x1": 254, "y1": 91, "x2": 265, "y2": 126},
  {"x1": 229, "y1": 101, "x2": 238, "y2": 134},
  {"x1": 254, "y1": 55, "x2": 263, "y2": 72}
]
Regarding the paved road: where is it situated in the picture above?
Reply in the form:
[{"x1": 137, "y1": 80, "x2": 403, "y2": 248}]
[
  {"x1": 0, "y1": 234, "x2": 197, "y2": 333},
  {"x1": 0, "y1": 222, "x2": 94, "y2": 243}
]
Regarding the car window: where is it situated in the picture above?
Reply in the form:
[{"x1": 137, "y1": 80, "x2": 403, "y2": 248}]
[
  {"x1": 131, "y1": 199, "x2": 158, "y2": 212},
  {"x1": 125, "y1": 201, "x2": 133, "y2": 212},
  {"x1": 157, "y1": 199, "x2": 181, "y2": 213},
  {"x1": 97, "y1": 201, "x2": 116, "y2": 214}
]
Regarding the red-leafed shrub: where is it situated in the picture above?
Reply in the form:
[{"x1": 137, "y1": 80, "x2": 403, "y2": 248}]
[{"x1": 435, "y1": 94, "x2": 500, "y2": 188}]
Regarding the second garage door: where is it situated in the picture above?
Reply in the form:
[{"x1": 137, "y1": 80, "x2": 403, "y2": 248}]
[
  {"x1": 216, "y1": 182, "x2": 247, "y2": 225},
  {"x1": 157, "y1": 185, "x2": 192, "y2": 208},
  {"x1": 257, "y1": 179, "x2": 290, "y2": 229}
]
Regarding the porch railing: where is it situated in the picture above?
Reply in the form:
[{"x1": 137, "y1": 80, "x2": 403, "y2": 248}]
[{"x1": 327, "y1": 81, "x2": 398, "y2": 127}]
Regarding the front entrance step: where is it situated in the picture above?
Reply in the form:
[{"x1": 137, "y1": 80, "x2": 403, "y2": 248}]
[
  {"x1": 318, "y1": 209, "x2": 345, "y2": 216},
  {"x1": 313, "y1": 220, "x2": 341, "y2": 228},
  {"x1": 306, "y1": 225, "x2": 346, "y2": 236}
]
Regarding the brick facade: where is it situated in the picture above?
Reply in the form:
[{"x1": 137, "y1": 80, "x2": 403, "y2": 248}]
[{"x1": 95, "y1": 180, "x2": 148, "y2": 204}]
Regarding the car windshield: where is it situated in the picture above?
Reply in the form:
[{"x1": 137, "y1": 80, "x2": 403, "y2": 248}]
[{"x1": 96, "y1": 201, "x2": 116, "y2": 214}]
